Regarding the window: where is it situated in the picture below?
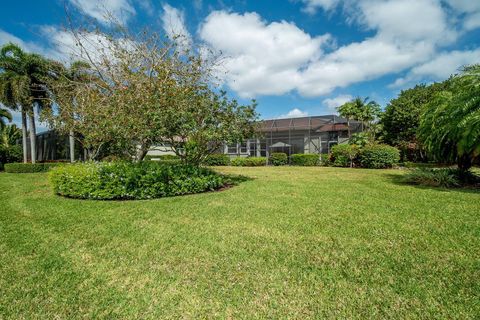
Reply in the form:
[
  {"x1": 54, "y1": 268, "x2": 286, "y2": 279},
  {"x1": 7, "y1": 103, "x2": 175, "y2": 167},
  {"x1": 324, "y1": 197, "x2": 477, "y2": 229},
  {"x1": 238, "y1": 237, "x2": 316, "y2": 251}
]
[
  {"x1": 239, "y1": 142, "x2": 247, "y2": 154},
  {"x1": 227, "y1": 144, "x2": 237, "y2": 154}
]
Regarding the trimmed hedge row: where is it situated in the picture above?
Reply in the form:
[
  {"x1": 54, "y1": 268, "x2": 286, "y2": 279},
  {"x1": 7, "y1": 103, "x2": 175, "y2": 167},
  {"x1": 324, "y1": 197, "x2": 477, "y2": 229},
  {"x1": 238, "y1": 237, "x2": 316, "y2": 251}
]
[
  {"x1": 269, "y1": 153, "x2": 288, "y2": 166},
  {"x1": 290, "y1": 154, "x2": 320, "y2": 166},
  {"x1": 329, "y1": 144, "x2": 400, "y2": 169},
  {"x1": 4, "y1": 162, "x2": 64, "y2": 173},
  {"x1": 49, "y1": 161, "x2": 226, "y2": 200},
  {"x1": 204, "y1": 154, "x2": 230, "y2": 166},
  {"x1": 231, "y1": 157, "x2": 266, "y2": 167}
]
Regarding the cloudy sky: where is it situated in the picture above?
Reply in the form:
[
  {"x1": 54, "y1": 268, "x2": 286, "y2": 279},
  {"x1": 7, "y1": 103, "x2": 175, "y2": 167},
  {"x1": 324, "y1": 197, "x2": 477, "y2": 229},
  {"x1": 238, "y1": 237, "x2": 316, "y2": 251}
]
[{"x1": 1, "y1": 0, "x2": 479, "y2": 126}]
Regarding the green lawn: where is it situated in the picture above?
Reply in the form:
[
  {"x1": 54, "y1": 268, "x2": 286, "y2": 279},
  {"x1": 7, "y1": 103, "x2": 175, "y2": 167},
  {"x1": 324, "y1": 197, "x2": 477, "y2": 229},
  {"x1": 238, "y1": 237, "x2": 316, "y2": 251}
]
[{"x1": 0, "y1": 167, "x2": 479, "y2": 319}]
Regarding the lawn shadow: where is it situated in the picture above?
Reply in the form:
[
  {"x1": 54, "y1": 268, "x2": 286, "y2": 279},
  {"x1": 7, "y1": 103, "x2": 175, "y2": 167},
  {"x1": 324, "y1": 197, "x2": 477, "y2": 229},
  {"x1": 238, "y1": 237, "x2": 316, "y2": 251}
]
[{"x1": 383, "y1": 172, "x2": 480, "y2": 195}]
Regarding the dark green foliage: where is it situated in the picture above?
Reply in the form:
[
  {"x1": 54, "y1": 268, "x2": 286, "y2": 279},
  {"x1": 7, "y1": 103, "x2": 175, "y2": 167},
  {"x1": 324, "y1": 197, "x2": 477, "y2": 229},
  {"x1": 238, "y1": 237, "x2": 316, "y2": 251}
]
[
  {"x1": 381, "y1": 83, "x2": 446, "y2": 146},
  {"x1": 357, "y1": 144, "x2": 400, "y2": 169},
  {"x1": 269, "y1": 153, "x2": 287, "y2": 166},
  {"x1": 418, "y1": 65, "x2": 480, "y2": 171},
  {"x1": 330, "y1": 144, "x2": 359, "y2": 167},
  {"x1": 231, "y1": 157, "x2": 266, "y2": 167},
  {"x1": 4, "y1": 162, "x2": 63, "y2": 173},
  {"x1": 290, "y1": 154, "x2": 319, "y2": 166},
  {"x1": 403, "y1": 168, "x2": 480, "y2": 188},
  {"x1": 49, "y1": 162, "x2": 226, "y2": 200},
  {"x1": 0, "y1": 144, "x2": 22, "y2": 167},
  {"x1": 203, "y1": 154, "x2": 230, "y2": 166}
]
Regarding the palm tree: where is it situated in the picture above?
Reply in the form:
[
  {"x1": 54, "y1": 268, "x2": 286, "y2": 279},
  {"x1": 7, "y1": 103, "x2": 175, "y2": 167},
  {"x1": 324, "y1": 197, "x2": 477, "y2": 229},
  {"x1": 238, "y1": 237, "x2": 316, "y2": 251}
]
[
  {"x1": 1, "y1": 123, "x2": 21, "y2": 147},
  {"x1": 0, "y1": 43, "x2": 52, "y2": 163},
  {"x1": 0, "y1": 107, "x2": 12, "y2": 130}
]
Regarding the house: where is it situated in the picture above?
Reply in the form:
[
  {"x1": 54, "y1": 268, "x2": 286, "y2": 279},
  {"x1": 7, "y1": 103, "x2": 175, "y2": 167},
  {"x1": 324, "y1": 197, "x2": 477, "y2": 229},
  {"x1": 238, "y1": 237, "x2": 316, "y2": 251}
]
[{"x1": 222, "y1": 114, "x2": 361, "y2": 158}]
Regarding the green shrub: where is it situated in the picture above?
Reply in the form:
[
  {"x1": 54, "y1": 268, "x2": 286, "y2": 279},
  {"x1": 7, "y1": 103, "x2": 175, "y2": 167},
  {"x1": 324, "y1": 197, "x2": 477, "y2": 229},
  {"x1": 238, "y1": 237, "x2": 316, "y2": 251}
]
[
  {"x1": 404, "y1": 168, "x2": 479, "y2": 188},
  {"x1": 357, "y1": 144, "x2": 400, "y2": 169},
  {"x1": 330, "y1": 144, "x2": 359, "y2": 167},
  {"x1": 290, "y1": 154, "x2": 320, "y2": 166},
  {"x1": 49, "y1": 161, "x2": 226, "y2": 200},
  {"x1": 203, "y1": 154, "x2": 230, "y2": 166},
  {"x1": 269, "y1": 153, "x2": 287, "y2": 166},
  {"x1": 0, "y1": 144, "x2": 22, "y2": 166},
  {"x1": 231, "y1": 157, "x2": 266, "y2": 167},
  {"x1": 4, "y1": 162, "x2": 64, "y2": 173}
]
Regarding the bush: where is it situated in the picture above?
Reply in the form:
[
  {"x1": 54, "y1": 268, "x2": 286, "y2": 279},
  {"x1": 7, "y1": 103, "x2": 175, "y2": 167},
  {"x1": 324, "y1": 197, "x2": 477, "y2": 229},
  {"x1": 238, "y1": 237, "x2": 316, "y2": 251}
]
[
  {"x1": 0, "y1": 144, "x2": 22, "y2": 168},
  {"x1": 357, "y1": 144, "x2": 400, "y2": 169},
  {"x1": 290, "y1": 154, "x2": 320, "y2": 166},
  {"x1": 49, "y1": 161, "x2": 226, "y2": 200},
  {"x1": 404, "y1": 168, "x2": 480, "y2": 188},
  {"x1": 269, "y1": 153, "x2": 287, "y2": 166},
  {"x1": 330, "y1": 144, "x2": 359, "y2": 167},
  {"x1": 231, "y1": 157, "x2": 266, "y2": 167},
  {"x1": 203, "y1": 154, "x2": 230, "y2": 166},
  {"x1": 4, "y1": 162, "x2": 64, "y2": 173}
]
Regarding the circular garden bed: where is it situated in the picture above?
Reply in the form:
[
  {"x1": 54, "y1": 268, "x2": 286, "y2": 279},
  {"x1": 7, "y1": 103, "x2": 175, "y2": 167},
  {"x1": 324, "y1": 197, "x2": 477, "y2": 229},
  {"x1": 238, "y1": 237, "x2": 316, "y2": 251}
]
[{"x1": 49, "y1": 161, "x2": 227, "y2": 200}]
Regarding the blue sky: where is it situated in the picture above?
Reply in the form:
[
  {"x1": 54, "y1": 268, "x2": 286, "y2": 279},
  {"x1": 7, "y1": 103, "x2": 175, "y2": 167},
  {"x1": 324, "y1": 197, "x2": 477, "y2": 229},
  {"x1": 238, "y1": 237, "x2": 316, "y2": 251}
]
[{"x1": 1, "y1": 0, "x2": 479, "y2": 129}]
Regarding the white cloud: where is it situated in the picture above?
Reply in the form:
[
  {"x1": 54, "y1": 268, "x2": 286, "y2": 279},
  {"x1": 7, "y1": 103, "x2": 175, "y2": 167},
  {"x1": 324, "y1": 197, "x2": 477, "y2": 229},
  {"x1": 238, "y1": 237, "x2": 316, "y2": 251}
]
[
  {"x1": 323, "y1": 94, "x2": 352, "y2": 111},
  {"x1": 161, "y1": 4, "x2": 192, "y2": 51},
  {"x1": 278, "y1": 108, "x2": 309, "y2": 118},
  {"x1": 300, "y1": 0, "x2": 341, "y2": 13},
  {"x1": 68, "y1": 0, "x2": 135, "y2": 24},
  {"x1": 0, "y1": 29, "x2": 46, "y2": 54},
  {"x1": 391, "y1": 48, "x2": 480, "y2": 88},
  {"x1": 199, "y1": 11, "x2": 331, "y2": 97},
  {"x1": 198, "y1": 0, "x2": 468, "y2": 98}
]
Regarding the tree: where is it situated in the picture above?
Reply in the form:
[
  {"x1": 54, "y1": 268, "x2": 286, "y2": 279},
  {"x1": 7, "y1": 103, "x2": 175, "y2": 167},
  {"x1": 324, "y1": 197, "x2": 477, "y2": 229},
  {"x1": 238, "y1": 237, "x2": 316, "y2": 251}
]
[
  {"x1": 0, "y1": 107, "x2": 12, "y2": 130},
  {"x1": 1, "y1": 124, "x2": 21, "y2": 147},
  {"x1": 418, "y1": 65, "x2": 480, "y2": 173},
  {"x1": 381, "y1": 83, "x2": 447, "y2": 161},
  {"x1": 46, "y1": 18, "x2": 257, "y2": 164},
  {"x1": 337, "y1": 97, "x2": 381, "y2": 142},
  {"x1": 0, "y1": 43, "x2": 52, "y2": 163}
]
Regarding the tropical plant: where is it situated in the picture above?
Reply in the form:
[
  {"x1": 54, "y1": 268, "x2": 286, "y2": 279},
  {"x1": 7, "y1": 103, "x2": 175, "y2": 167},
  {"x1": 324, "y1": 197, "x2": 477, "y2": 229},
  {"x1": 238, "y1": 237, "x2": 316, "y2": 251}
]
[
  {"x1": 330, "y1": 144, "x2": 359, "y2": 167},
  {"x1": 1, "y1": 124, "x2": 21, "y2": 147},
  {"x1": 418, "y1": 65, "x2": 480, "y2": 173},
  {"x1": 337, "y1": 97, "x2": 381, "y2": 142},
  {"x1": 0, "y1": 43, "x2": 53, "y2": 163},
  {"x1": 0, "y1": 107, "x2": 12, "y2": 130}
]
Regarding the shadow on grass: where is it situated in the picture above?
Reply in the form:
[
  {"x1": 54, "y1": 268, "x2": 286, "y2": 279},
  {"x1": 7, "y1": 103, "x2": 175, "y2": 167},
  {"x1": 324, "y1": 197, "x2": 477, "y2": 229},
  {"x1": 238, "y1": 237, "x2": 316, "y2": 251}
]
[
  {"x1": 222, "y1": 173, "x2": 254, "y2": 186},
  {"x1": 384, "y1": 172, "x2": 480, "y2": 195}
]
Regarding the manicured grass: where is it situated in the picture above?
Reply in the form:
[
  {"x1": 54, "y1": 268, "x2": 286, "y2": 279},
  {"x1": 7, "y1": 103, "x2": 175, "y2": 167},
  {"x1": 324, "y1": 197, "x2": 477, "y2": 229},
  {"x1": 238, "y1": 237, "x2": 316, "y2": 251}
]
[{"x1": 0, "y1": 167, "x2": 479, "y2": 319}]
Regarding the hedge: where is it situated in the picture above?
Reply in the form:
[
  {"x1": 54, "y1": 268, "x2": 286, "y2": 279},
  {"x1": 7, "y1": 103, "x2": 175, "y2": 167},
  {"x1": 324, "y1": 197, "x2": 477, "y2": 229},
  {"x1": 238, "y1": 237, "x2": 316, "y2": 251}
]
[
  {"x1": 330, "y1": 144, "x2": 359, "y2": 167},
  {"x1": 231, "y1": 157, "x2": 266, "y2": 167},
  {"x1": 290, "y1": 154, "x2": 319, "y2": 166},
  {"x1": 357, "y1": 144, "x2": 400, "y2": 169},
  {"x1": 269, "y1": 152, "x2": 288, "y2": 166},
  {"x1": 4, "y1": 162, "x2": 64, "y2": 173},
  {"x1": 203, "y1": 154, "x2": 230, "y2": 166},
  {"x1": 49, "y1": 161, "x2": 226, "y2": 200}
]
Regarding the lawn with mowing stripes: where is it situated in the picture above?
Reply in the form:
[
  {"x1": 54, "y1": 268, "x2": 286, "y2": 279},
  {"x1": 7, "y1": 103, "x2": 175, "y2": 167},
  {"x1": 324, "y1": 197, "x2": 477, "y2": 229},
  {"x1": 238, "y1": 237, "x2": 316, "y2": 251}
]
[{"x1": 0, "y1": 167, "x2": 479, "y2": 319}]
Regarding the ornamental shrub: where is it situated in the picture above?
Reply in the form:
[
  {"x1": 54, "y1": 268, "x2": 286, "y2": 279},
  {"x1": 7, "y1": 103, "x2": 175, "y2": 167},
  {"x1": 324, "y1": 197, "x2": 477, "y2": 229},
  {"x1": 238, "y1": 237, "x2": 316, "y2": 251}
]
[
  {"x1": 269, "y1": 152, "x2": 288, "y2": 166},
  {"x1": 404, "y1": 168, "x2": 479, "y2": 188},
  {"x1": 0, "y1": 144, "x2": 22, "y2": 167},
  {"x1": 4, "y1": 162, "x2": 64, "y2": 173},
  {"x1": 203, "y1": 154, "x2": 230, "y2": 166},
  {"x1": 330, "y1": 144, "x2": 359, "y2": 167},
  {"x1": 357, "y1": 144, "x2": 400, "y2": 169},
  {"x1": 290, "y1": 154, "x2": 320, "y2": 166},
  {"x1": 231, "y1": 157, "x2": 266, "y2": 167},
  {"x1": 49, "y1": 161, "x2": 226, "y2": 200}
]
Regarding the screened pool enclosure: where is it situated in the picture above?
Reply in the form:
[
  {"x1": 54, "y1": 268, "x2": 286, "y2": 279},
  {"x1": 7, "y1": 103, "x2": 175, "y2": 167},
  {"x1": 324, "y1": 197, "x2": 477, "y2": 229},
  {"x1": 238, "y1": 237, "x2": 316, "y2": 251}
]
[{"x1": 223, "y1": 115, "x2": 361, "y2": 158}]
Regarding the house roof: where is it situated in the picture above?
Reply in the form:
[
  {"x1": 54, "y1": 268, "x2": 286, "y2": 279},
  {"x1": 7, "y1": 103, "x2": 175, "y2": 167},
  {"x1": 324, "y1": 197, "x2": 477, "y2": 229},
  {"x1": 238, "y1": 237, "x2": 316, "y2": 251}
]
[{"x1": 257, "y1": 115, "x2": 351, "y2": 133}]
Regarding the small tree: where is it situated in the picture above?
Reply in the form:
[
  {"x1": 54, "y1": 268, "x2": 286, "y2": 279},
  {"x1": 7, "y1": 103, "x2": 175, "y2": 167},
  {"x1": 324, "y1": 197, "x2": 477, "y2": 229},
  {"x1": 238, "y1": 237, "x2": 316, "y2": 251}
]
[
  {"x1": 418, "y1": 65, "x2": 480, "y2": 173},
  {"x1": 337, "y1": 97, "x2": 381, "y2": 142}
]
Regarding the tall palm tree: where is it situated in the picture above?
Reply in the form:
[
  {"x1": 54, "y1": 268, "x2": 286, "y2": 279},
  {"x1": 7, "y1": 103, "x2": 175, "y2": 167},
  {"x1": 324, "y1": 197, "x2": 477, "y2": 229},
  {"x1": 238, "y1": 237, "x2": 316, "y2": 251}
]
[
  {"x1": 0, "y1": 107, "x2": 12, "y2": 130},
  {"x1": 0, "y1": 43, "x2": 52, "y2": 163}
]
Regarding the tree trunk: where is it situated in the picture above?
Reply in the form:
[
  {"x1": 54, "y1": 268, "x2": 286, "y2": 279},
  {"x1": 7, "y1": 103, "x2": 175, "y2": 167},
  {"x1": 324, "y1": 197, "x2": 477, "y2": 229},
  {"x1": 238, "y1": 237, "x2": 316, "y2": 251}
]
[
  {"x1": 135, "y1": 142, "x2": 149, "y2": 162},
  {"x1": 69, "y1": 129, "x2": 75, "y2": 163},
  {"x1": 21, "y1": 107, "x2": 28, "y2": 163},
  {"x1": 28, "y1": 111, "x2": 36, "y2": 164},
  {"x1": 347, "y1": 119, "x2": 351, "y2": 139},
  {"x1": 457, "y1": 154, "x2": 472, "y2": 172}
]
